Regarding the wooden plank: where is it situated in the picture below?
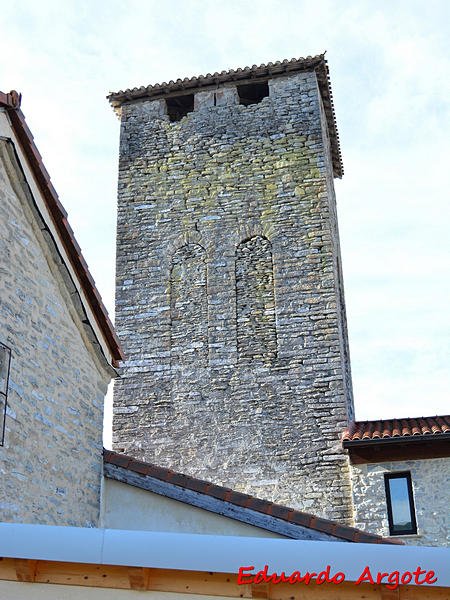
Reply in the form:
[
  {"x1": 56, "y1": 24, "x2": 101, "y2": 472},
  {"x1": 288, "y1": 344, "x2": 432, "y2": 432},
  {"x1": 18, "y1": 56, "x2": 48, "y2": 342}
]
[
  {"x1": 147, "y1": 568, "x2": 251, "y2": 597},
  {"x1": 267, "y1": 582, "x2": 382, "y2": 600},
  {"x1": 399, "y1": 586, "x2": 450, "y2": 599},
  {"x1": 0, "y1": 558, "x2": 449, "y2": 598},
  {"x1": 0, "y1": 558, "x2": 20, "y2": 581},
  {"x1": 381, "y1": 588, "x2": 399, "y2": 599},
  {"x1": 252, "y1": 582, "x2": 270, "y2": 598},
  {"x1": 128, "y1": 566, "x2": 149, "y2": 590},
  {"x1": 14, "y1": 558, "x2": 37, "y2": 582},
  {"x1": 34, "y1": 561, "x2": 129, "y2": 589}
]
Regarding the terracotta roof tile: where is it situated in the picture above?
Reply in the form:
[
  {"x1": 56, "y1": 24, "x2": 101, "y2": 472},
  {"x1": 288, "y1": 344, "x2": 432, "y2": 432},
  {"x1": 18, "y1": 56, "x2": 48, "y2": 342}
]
[
  {"x1": 104, "y1": 450, "x2": 132, "y2": 469},
  {"x1": 227, "y1": 490, "x2": 252, "y2": 507},
  {"x1": 184, "y1": 478, "x2": 211, "y2": 494},
  {"x1": 107, "y1": 54, "x2": 343, "y2": 178},
  {"x1": 267, "y1": 505, "x2": 293, "y2": 520},
  {"x1": 310, "y1": 516, "x2": 335, "y2": 535},
  {"x1": 245, "y1": 497, "x2": 272, "y2": 514},
  {"x1": 289, "y1": 511, "x2": 313, "y2": 528},
  {"x1": 330, "y1": 524, "x2": 358, "y2": 542},
  {"x1": 103, "y1": 449, "x2": 398, "y2": 545},
  {"x1": 207, "y1": 484, "x2": 232, "y2": 501},
  {"x1": 128, "y1": 460, "x2": 152, "y2": 476},
  {"x1": 343, "y1": 415, "x2": 450, "y2": 443}
]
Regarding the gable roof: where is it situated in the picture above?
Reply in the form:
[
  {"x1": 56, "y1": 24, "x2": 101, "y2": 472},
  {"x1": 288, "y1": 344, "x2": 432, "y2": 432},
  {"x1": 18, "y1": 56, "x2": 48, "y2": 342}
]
[
  {"x1": 107, "y1": 54, "x2": 343, "y2": 178},
  {"x1": 0, "y1": 91, "x2": 123, "y2": 368},
  {"x1": 103, "y1": 449, "x2": 400, "y2": 545}
]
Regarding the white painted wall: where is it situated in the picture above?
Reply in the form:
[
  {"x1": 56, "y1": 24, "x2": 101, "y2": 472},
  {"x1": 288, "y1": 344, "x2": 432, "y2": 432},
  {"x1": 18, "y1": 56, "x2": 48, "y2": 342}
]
[
  {"x1": 102, "y1": 478, "x2": 284, "y2": 538},
  {"x1": 350, "y1": 457, "x2": 450, "y2": 546}
]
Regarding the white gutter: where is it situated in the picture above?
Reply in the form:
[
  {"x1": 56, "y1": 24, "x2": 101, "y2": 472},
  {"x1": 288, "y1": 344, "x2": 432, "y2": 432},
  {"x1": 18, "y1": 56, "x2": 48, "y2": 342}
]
[{"x1": 0, "y1": 523, "x2": 448, "y2": 587}]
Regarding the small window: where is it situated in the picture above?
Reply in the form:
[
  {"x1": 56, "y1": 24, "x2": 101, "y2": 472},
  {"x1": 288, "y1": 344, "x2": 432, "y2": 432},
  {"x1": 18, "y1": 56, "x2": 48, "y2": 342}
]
[
  {"x1": 166, "y1": 94, "x2": 194, "y2": 122},
  {"x1": 384, "y1": 472, "x2": 417, "y2": 535},
  {"x1": 0, "y1": 342, "x2": 11, "y2": 446},
  {"x1": 237, "y1": 81, "x2": 269, "y2": 106}
]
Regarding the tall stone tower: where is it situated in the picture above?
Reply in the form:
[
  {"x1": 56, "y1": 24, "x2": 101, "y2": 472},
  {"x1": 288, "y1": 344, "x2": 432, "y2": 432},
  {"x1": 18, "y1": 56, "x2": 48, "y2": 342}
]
[{"x1": 109, "y1": 54, "x2": 354, "y2": 523}]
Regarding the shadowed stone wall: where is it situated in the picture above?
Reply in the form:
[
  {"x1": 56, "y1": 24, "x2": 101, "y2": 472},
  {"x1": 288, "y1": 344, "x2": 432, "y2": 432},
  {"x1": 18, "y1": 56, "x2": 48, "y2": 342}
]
[
  {"x1": 113, "y1": 70, "x2": 354, "y2": 522},
  {"x1": 169, "y1": 243, "x2": 208, "y2": 367},
  {"x1": 235, "y1": 236, "x2": 277, "y2": 362}
]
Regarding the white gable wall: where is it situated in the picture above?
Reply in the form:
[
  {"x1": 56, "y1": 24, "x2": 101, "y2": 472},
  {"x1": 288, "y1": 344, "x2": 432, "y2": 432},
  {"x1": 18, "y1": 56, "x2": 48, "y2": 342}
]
[{"x1": 102, "y1": 478, "x2": 285, "y2": 538}]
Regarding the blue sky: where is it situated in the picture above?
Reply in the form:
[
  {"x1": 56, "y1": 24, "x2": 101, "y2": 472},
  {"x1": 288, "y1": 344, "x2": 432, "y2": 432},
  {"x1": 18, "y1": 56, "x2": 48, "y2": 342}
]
[{"x1": 2, "y1": 1, "x2": 449, "y2": 445}]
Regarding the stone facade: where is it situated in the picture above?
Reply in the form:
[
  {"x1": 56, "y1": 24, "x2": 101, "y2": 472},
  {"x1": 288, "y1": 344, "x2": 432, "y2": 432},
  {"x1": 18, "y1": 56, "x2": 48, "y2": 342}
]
[
  {"x1": 0, "y1": 122, "x2": 112, "y2": 526},
  {"x1": 350, "y1": 458, "x2": 450, "y2": 547},
  {"x1": 113, "y1": 69, "x2": 354, "y2": 522}
]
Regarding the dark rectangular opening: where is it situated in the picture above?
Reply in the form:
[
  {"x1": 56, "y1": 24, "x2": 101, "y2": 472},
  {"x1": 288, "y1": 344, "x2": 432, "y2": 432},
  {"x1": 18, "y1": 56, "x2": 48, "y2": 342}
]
[
  {"x1": 237, "y1": 81, "x2": 269, "y2": 106},
  {"x1": 384, "y1": 472, "x2": 417, "y2": 535},
  {"x1": 166, "y1": 94, "x2": 194, "y2": 122}
]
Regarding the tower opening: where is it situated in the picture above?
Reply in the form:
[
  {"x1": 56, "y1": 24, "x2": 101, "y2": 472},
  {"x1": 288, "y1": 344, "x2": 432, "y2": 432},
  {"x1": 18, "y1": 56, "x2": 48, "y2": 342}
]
[
  {"x1": 237, "y1": 81, "x2": 269, "y2": 106},
  {"x1": 166, "y1": 94, "x2": 194, "y2": 122}
]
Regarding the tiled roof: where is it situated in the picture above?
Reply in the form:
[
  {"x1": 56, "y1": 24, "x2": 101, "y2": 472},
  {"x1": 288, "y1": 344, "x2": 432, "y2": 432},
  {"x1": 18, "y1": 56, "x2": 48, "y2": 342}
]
[
  {"x1": 343, "y1": 415, "x2": 450, "y2": 443},
  {"x1": 0, "y1": 91, "x2": 124, "y2": 367},
  {"x1": 107, "y1": 54, "x2": 343, "y2": 178},
  {"x1": 103, "y1": 449, "x2": 400, "y2": 544}
]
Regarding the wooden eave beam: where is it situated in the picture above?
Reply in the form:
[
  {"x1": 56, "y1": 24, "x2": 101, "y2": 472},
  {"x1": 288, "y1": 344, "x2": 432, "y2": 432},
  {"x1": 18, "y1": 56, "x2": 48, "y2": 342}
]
[{"x1": 0, "y1": 557, "x2": 449, "y2": 598}]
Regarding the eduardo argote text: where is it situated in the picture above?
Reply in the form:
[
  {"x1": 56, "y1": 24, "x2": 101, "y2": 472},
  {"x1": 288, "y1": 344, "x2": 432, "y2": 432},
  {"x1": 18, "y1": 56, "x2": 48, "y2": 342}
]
[{"x1": 237, "y1": 564, "x2": 437, "y2": 591}]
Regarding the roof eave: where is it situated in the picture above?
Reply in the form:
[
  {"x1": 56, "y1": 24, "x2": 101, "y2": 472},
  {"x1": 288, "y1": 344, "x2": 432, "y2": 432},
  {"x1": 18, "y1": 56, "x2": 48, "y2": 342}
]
[{"x1": 343, "y1": 433, "x2": 450, "y2": 448}]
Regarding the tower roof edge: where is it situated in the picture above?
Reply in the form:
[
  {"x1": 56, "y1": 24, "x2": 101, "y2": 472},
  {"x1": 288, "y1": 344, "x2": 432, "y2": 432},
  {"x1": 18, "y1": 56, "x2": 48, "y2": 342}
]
[{"x1": 107, "y1": 54, "x2": 343, "y2": 177}]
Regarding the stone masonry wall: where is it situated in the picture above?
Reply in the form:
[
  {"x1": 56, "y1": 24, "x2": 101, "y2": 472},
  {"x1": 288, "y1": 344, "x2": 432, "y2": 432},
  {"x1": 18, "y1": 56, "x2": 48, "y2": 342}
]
[
  {"x1": 0, "y1": 141, "x2": 108, "y2": 527},
  {"x1": 113, "y1": 71, "x2": 354, "y2": 523},
  {"x1": 350, "y1": 458, "x2": 450, "y2": 546}
]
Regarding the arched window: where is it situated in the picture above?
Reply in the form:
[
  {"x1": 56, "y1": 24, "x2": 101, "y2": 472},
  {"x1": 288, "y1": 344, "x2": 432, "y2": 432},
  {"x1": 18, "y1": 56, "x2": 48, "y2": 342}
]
[
  {"x1": 169, "y1": 244, "x2": 208, "y2": 366},
  {"x1": 235, "y1": 236, "x2": 277, "y2": 361}
]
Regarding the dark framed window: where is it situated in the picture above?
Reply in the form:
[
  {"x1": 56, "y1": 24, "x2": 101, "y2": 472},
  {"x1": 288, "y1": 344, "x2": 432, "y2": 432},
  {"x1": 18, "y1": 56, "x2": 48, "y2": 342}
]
[
  {"x1": 0, "y1": 341, "x2": 11, "y2": 446},
  {"x1": 384, "y1": 472, "x2": 417, "y2": 535}
]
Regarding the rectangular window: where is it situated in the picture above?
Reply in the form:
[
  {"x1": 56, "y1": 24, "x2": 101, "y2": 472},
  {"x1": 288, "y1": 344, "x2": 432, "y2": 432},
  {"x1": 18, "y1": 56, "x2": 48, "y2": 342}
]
[
  {"x1": 384, "y1": 472, "x2": 417, "y2": 535},
  {"x1": 0, "y1": 342, "x2": 11, "y2": 446}
]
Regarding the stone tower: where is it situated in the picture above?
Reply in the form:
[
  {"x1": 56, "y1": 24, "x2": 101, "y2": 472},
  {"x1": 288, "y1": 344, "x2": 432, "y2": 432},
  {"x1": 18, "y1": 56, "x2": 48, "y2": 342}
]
[{"x1": 110, "y1": 54, "x2": 355, "y2": 523}]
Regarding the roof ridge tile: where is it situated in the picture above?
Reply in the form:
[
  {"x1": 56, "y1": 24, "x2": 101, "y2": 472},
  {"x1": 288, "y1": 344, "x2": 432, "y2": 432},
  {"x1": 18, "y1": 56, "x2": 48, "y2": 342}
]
[
  {"x1": 342, "y1": 414, "x2": 450, "y2": 443},
  {"x1": 103, "y1": 449, "x2": 396, "y2": 545}
]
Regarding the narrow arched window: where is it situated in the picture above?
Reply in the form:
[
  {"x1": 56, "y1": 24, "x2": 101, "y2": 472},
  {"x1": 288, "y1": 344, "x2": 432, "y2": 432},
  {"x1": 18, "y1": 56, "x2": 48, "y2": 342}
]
[
  {"x1": 235, "y1": 236, "x2": 277, "y2": 361},
  {"x1": 169, "y1": 244, "x2": 208, "y2": 367}
]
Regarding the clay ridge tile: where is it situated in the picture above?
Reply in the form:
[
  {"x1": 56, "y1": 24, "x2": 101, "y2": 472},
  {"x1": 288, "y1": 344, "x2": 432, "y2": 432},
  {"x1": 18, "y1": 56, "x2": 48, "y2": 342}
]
[
  {"x1": 108, "y1": 54, "x2": 324, "y2": 100},
  {"x1": 103, "y1": 449, "x2": 398, "y2": 544}
]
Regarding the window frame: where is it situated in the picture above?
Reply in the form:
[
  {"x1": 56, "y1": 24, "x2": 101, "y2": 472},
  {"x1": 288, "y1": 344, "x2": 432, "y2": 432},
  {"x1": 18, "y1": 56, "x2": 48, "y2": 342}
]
[
  {"x1": 0, "y1": 341, "x2": 12, "y2": 446},
  {"x1": 384, "y1": 471, "x2": 418, "y2": 536}
]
